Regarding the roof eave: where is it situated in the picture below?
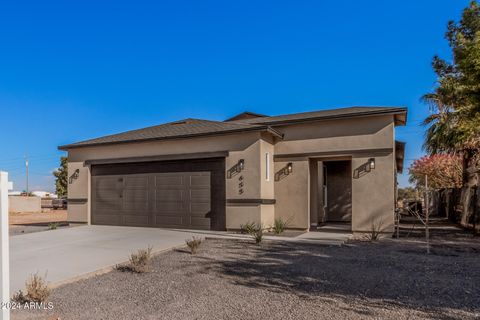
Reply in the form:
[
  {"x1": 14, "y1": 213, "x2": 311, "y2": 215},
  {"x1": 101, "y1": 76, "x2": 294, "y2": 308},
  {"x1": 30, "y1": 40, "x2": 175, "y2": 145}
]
[
  {"x1": 260, "y1": 107, "x2": 409, "y2": 127},
  {"x1": 58, "y1": 125, "x2": 278, "y2": 151}
]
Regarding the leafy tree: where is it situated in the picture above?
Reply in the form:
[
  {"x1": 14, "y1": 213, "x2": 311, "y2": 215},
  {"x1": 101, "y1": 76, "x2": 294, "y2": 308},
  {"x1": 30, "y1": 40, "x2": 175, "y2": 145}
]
[
  {"x1": 422, "y1": 1, "x2": 480, "y2": 183},
  {"x1": 409, "y1": 154, "x2": 462, "y2": 189},
  {"x1": 53, "y1": 156, "x2": 68, "y2": 197},
  {"x1": 397, "y1": 187, "x2": 417, "y2": 201}
]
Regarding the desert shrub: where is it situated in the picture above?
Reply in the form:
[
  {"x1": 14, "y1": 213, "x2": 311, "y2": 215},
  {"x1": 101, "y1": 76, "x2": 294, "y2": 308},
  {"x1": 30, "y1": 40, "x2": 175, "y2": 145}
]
[
  {"x1": 364, "y1": 219, "x2": 383, "y2": 241},
  {"x1": 240, "y1": 222, "x2": 256, "y2": 234},
  {"x1": 186, "y1": 236, "x2": 203, "y2": 254},
  {"x1": 272, "y1": 218, "x2": 287, "y2": 234},
  {"x1": 243, "y1": 223, "x2": 264, "y2": 244},
  {"x1": 48, "y1": 222, "x2": 59, "y2": 230},
  {"x1": 241, "y1": 222, "x2": 265, "y2": 244},
  {"x1": 12, "y1": 273, "x2": 51, "y2": 303},
  {"x1": 116, "y1": 247, "x2": 153, "y2": 273},
  {"x1": 252, "y1": 227, "x2": 264, "y2": 244}
]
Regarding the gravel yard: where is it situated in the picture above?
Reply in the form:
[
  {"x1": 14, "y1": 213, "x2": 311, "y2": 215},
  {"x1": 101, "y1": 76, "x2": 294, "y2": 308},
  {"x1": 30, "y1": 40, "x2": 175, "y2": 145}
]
[{"x1": 12, "y1": 235, "x2": 480, "y2": 320}]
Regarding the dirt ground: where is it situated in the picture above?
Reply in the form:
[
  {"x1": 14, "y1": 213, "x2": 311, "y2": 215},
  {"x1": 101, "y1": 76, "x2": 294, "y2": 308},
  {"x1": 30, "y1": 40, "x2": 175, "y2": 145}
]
[
  {"x1": 9, "y1": 210, "x2": 69, "y2": 236},
  {"x1": 11, "y1": 232, "x2": 480, "y2": 320},
  {"x1": 9, "y1": 210, "x2": 67, "y2": 225}
]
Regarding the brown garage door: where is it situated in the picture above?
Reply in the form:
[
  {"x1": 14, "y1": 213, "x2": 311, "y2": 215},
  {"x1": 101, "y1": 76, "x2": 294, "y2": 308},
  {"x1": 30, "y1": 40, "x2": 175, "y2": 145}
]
[{"x1": 91, "y1": 158, "x2": 225, "y2": 230}]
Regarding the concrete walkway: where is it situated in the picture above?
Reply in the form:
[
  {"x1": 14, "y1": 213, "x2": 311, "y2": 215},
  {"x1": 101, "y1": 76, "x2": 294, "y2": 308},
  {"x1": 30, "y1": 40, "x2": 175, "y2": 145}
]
[{"x1": 10, "y1": 225, "x2": 351, "y2": 293}]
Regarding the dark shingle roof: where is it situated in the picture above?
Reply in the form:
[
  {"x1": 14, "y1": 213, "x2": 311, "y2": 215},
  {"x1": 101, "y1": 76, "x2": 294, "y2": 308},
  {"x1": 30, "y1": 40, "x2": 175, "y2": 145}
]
[
  {"x1": 227, "y1": 106, "x2": 407, "y2": 125},
  {"x1": 224, "y1": 111, "x2": 268, "y2": 122},
  {"x1": 59, "y1": 106, "x2": 407, "y2": 150},
  {"x1": 59, "y1": 118, "x2": 278, "y2": 150}
]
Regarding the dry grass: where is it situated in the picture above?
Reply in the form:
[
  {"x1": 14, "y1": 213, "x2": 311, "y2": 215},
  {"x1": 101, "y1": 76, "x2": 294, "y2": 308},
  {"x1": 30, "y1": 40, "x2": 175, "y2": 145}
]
[
  {"x1": 13, "y1": 273, "x2": 51, "y2": 303},
  {"x1": 364, "y1": 219, "x2": 383, "y2": 241},
  {"x1": 185, "y1": 236, "x2": 203, "y2": 254},
  {"x1": 116, "y1": 247, "x2": 153, "y2": 273}
]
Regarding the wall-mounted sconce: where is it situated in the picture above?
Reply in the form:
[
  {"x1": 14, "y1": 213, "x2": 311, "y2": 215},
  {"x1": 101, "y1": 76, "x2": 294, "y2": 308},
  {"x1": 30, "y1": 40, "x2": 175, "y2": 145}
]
[
  {"x1": 69, "y1": 169, "x2": 80, "y2": 184},
  {"x1": 353, "y1": 158, "x2": 376, "y2": 179},
  {"x1": 227, "y1": 159, "x2": 245, "y2": 178},
  {"x1": 238, "y1": 159, "x2": 245, "y2": 171},
  {"x1": 286, "y1": 162, "x2": 293, "y2": 174},
  {"x1": 275, "y1": 162, "x2": 293, "y2": 181},
  {"x1": 368, "y1": 158, "x2": 375, "y2": 170}
]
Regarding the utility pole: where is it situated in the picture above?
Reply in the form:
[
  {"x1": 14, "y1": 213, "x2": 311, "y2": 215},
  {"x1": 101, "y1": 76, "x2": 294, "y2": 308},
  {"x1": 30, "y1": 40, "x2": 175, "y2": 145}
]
[
  {"x1": 25, "y1": 156, "x2": 29, "y2": 195},
  {"x1": 425, "y1": 174, "x2": 430, "y2": 254}
]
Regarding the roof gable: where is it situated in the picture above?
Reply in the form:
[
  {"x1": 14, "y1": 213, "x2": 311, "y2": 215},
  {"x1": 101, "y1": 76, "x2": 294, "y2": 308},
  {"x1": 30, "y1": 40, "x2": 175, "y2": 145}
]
[{"x1": 224, "y1": 111, "x2": 268, "y2": 122}]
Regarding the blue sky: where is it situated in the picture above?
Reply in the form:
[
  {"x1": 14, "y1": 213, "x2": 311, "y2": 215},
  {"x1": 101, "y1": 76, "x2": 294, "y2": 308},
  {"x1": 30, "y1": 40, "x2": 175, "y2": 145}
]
[{"x1": 0, "y1": 0, "x2": 469, "y2": 192}]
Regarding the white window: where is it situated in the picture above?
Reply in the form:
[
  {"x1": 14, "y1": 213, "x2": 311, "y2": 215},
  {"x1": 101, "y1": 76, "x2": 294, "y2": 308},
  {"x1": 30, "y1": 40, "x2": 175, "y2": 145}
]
[{"x1": 265, "y1": 152, "x2": 270, "y2": 181}]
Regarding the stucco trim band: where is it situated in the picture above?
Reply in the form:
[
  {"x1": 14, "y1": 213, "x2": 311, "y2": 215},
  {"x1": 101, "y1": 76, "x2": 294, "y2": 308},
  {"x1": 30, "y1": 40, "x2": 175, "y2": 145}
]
[
  {"x1": 226, "y1": 199, "x2": 276, "y2": 206},
  {"x1": 67, "y1": 198, "x2": 88, "y2": 204},
  {"x1": 84, "y1": 151, "x2": 230, "y2": 166},
  {"x1": 273, "y1": 148, "x2": 393, "y2": 161}
]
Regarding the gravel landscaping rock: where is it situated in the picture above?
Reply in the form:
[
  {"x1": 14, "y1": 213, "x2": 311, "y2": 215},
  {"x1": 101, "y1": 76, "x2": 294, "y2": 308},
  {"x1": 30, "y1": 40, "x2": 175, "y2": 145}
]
[{"x1": 11, "y1": 236, "x2": 480, "y2": 320}]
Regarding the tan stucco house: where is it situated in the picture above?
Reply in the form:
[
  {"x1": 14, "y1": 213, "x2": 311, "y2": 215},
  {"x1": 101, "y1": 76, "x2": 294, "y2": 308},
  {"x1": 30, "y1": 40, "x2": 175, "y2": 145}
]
[{"x1": 59, "y1": 106, "x2": 407, "y2": 234}]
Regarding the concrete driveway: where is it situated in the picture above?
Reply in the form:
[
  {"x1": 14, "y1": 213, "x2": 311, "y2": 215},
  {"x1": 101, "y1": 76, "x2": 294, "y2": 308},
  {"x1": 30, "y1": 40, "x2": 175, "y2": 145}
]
[
  {"x1": 10, "y1": 225, "x2": 198, "y2": 292},
  {"x1": 10, "y1": 224, "x2": 350, "y2": 293}
]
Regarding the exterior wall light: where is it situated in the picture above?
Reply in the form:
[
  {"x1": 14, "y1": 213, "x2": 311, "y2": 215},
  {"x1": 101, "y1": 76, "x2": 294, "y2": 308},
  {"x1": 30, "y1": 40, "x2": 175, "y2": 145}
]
[
  {"x1": 287, "y1": 162, "x2": 293, "y2": 174},
  {"x1": 274, "y1": 162, "x2": 294, "y2": 181},
  {"x1": 227, "y1": 159, "x2": 245, "y2": 179},
  {"x1": 69, "y1": 169, "x2": 80, "y2": 184},
  {"x1": 369, "y1": 158, "x2": 375, "y2": 170},
  {"x1": 238, "y1": 159, "x2": 245, "y2": 171}
]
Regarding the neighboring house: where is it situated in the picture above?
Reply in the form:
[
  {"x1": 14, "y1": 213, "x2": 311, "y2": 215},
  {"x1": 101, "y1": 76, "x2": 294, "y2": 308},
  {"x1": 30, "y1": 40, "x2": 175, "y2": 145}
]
[
  {"x1": 32, "y1": 191, "x2": 57, "y2": 198},
  {"x1": 59, "y1": 106, "x2": 407, "y2": 234}
]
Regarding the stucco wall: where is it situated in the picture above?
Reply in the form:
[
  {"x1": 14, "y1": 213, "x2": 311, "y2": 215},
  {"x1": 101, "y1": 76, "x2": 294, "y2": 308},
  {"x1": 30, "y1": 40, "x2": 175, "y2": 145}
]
[
  {"x1": 67, "y1": 131, "x2": 266, "y2": 225},
  {"x1": 272, "y1": 115, "x2": 396, "y2": 232},
  {"x1": 351, "y1": 153, "x2": 395, "y2": 233},
  {"x1": 274, "y1": 115, "x2": 394, "y2": 155},
  {"x1": 66, "y1": 113, "x2": 398, "y2": 232},
  {"x1": 8, "y1": 196, "x2": 41, "y2": 213},
  {"x1": 224, "y1": 137, "x2": 276, "y2": 229},
  {"x1": 274, "y1": 160, "x2": 310, "y2": 229}
]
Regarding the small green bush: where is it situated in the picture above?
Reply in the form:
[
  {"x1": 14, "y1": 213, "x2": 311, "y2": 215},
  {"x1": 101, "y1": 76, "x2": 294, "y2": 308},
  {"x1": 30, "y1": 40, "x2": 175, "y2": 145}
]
[
  {"x1": 186, "y1": 236, "x2": 203, "y2": 254},
  {"x1": 253, "y1": 227, "x2": 264, "y2": 244},
  {"x1": 272, "y1": 218, "x2": 287, "y2": 234},
  {"x1": 240, "y1": 222, "x2": 256, "y2": 234},
  {"x1": 48, "y1": 222, "x2": 59, "y2": 230}
]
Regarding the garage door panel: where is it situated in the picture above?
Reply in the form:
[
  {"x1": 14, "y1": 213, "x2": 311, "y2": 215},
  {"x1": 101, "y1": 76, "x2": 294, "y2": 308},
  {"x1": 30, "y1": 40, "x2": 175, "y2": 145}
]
[
  {"x1": 155, "y1": 175, "x2": 184, "y2": 187},
  {"x1": 123, "y1": 215, "x2": 150, "y2": 226},
  {"x1": 190, "y1": 175, "x2": 210, "y2": 187},
  {"x1": 154, "y1": 215, "x2": 183, "y2": 226},
  {"x1": 190, "y1": 203, "x2": 210, "y2": 214},
  {"x1": 190, "y1": 218, "x2": 210, "y2": 229},
  {"x1": 93, "y1": 195, "x2": 122, "y2": 211},
  {"x1": 92, "y1": 158, "x2": 225, "y2": 230},
  {"x1": 124, "y1": 176, "x2": 149, "y2": 189},
  {"x1": 93, "y1": 214, "x2": 122, "y2": 225},
  {"x1": 124, "y1": 201, "x2": 148, "y2": 212},
  {"x1": 190, "y1": 189, "x2": 209, "y2": 201},
  {"x1": 95, "y1": 177, "x2": 122, "y2": 189},
  {"x1": 155, "y1": 202, "x2": 186, "y2": 214},
  {"x1": 156, "y1": 189, "x2": 184, "y2": 201}
]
